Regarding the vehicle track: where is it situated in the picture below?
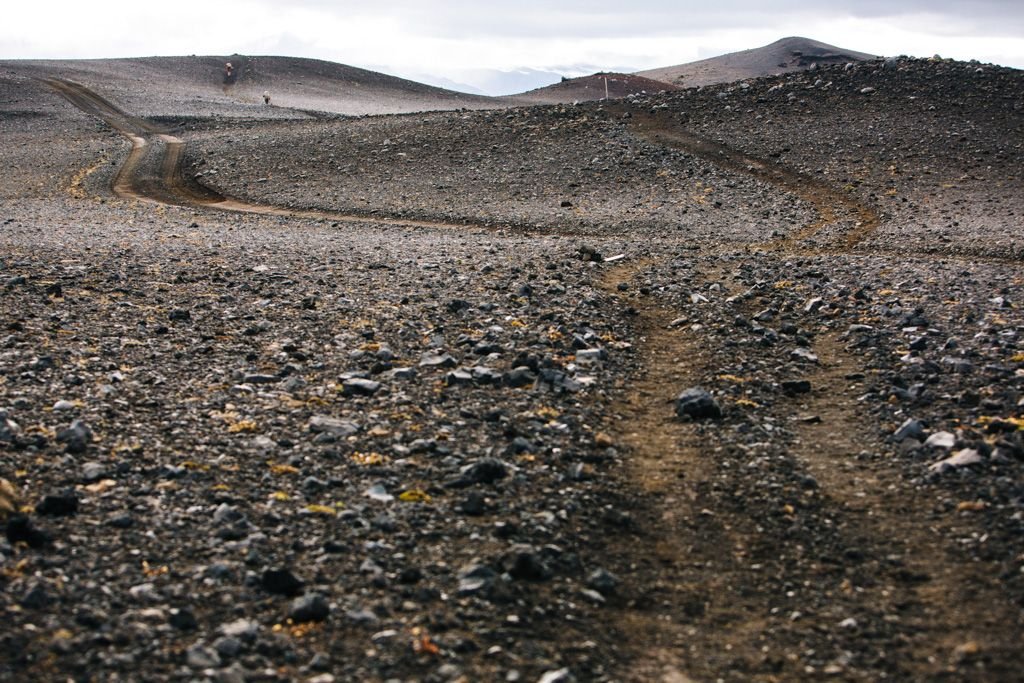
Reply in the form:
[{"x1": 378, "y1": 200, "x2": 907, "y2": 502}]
[
  {"x1": 597, "y1": 254, "x2": 1022, "y2": 682},
  {"x1": 617, "y1": 106, "x2": 881, "y2": 251},
  {"x1": 44, "y1": 78, "x2": 524, "y2": 234}
]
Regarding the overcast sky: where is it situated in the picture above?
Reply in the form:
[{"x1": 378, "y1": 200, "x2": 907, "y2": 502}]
[{"x1": 3, "y1": 1, "x2": 1022, "y2": 94}]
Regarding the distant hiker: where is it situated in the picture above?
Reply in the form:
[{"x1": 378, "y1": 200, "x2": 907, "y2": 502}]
[
  {"x1": 263, "y1": 91, "x2": 271, "y2": 105},
  {"x1": 224, "y1": 62, "x2": 235, "y2": 84}
]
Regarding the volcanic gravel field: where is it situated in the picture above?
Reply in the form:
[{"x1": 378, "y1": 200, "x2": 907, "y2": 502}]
[{"x1": 0, "y1": 54, "x2": 1023, "y2": 683}]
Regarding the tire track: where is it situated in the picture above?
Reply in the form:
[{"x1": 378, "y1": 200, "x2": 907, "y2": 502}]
[
  {"x1": 44, "y1": 78, "x2": 524, "y2": 234},
  {"x1": 618, "y1": 106, "x2": 881, "y2": 251}
]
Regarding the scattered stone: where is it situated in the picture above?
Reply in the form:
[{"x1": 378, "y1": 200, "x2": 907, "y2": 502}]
[
  {"x1": 186, "y1": 644, "x2": 220, "y2": 669},
  {"x1": 457, "y1": 564, "x2": 497, "y2": 596},
  {"x1": 789, "y1": 347, "x2": 819, "y2": 363},
  {"x1": 35, "y1": 491, "x2": 79, "y2": 517},
  {"x1": 308, "y1": 416, "x2": 359, "y2": 437},
  {"x1": 342, "y1": 378, "x2": 381, "y2": 396},
  {"x1": 55, "y1": 419, "x2": 92, "y2": 453},
  {"x1": 212, "y1": 505, "x2": 246, "y2": 528},
  {"x1": 20, "y1": 583, "x2": 50, "y2": 609},
  {"x1": 574, "y1": 348, "x2": 606, "y2": 363},
  {"x1": 419, "y1": 352, "x2": 458, "y2": 369},
  {"x1": 168, "y1": 308, "x2": 192, "y2": 322},
  {"x1": 107, "y1": 513, "x2": 134, "y2": 528},
  {"x1": 365, "y1": 484, "x2": 394, "y2": 502},
  {"x1": 538, "y1": 668, "x2": 575, "y2": 683},
  {"x1": 924, "y1": 431, "x2": 956, "y2": 449},
  {"x1": 893, "y1": 418, "x2": 926, "y2": 442},
  {"x1": 81, "y1": 461, "x2": 107, "y2": 483},
  {"x1": 450, "y1": 458, "x2": 509, "y2": 487},
  {"x1": 781, "y1": 379, "x2": 812, "y2": 395},
  {"x1": 169, "y1": 608, "x2": 199, "y2": 631},
  {"x1": 243, "y1": 373, "x2": 279, "y2": 384},
  {"x1": 0, "y1": 416, "x2": 21, "y2": 443},
  {"x1": 5, "y1": 515, "x2": 49, "y2": 547},
  {"x1": 460, "y1": 492, "x2": 488, "y2": 516},
  {"x1": 586, "y1": 568, "x2": 620, "y2": 595},
  {"x1": 213, "y1": 636, "x2": 242, "y2": 659},
  {"x1": 289, "y1": 593, "x2": 330, "y2": 623},
  {"x1": 130, "y1": 580, "x2": 164, "y2": 601},
  {"x1": 675, "y1": 387, "x2": 722, "y2": 419},
  {"x1": 261, "y1": 568, "x2": 304, "y2": 596},
  {"x1": 502, "y1": 545, "x2": 551, "y2": 581},
  {"x1": 445, "y1": 368, "x2": 475, "y2": 386},
  {"x1": 805, "y1": 297, "x2": 824, "y2": 314},
  {"x1": 503, "y1": 367, "x2": 538, "y2": 388},
  {"x1": 929, "y1": 448, "x2": 983, "y2": 473}
]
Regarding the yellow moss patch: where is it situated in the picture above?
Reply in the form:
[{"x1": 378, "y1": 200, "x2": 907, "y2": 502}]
[
  {"x1": 399, "y1": 489, "x2": 432, "y2": 503},
  {"x1": 227, "y1": 420, "x2": 258, "y2": 433},
  {"x1": 352, "y1": 451, "x2": 389, "y2": 466}
]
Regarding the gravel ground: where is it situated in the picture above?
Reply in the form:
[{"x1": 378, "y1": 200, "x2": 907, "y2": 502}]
[
  {"x1": 1, "y1": 56, "x2": 1022, "y2": 682},
  {"x1": 184, "y1": 107, "x2": 814, "y2": 241}
]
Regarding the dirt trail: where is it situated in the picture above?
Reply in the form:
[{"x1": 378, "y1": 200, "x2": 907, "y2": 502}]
[
  {"x1": 44, "y1": 78, "x2": 519, "y2": 234},
  {"x1": 619, "y1": 107, "x2": 881, "y2": 251},
  {"x1": 786, "y1": 331, "x2": 1023, "y2": 677},
  {"x1": 597, "y1": 256, "x2": 1022, "y2": 681},
  {"x1": 594, "y1": 92, "x2": 1020, "y2": 679}
]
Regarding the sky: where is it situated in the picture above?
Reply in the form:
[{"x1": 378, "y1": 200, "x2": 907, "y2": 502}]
[{"x1": 2, "y1": 1, "x2": 1023, "y2": 95}]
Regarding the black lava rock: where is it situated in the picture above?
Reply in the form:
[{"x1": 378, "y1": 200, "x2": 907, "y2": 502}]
[
  {"x1": 289, "y1": 593, "x2": 330, "y2": 623},
  {"x1": 781, "y1": 379, "x2": 812, "y2": 395},
  {"x1": 55, "y1": 420, "x2": 92, "y2": 454},
  {"x1": 169, "y1": 607, "x2": 199, "y2": 631},
  {"x1": 35, "y1": 491, "x2": 79, "y2": 517},
  {"x1": 448, "y1": 458, "x2": 509, "y2": 488},
  {"x1": 675, "y1": 387, "x2": 722, "y2": 419},
  {"x1": 261, "y1": 568, "x2": 305, "y2": 597},
  {"x1": 5, "y1": 515, "x2": 50, "y2": 547}
]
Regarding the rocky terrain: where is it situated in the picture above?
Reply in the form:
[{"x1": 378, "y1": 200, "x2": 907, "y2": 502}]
[{"x1": 0, "y1": 50, "x2": 1022, "y2": 683}]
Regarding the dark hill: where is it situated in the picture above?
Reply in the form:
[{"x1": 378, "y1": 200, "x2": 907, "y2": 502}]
[{"x1": 638, "y1": 36, "x2": 877, "y2": 87}]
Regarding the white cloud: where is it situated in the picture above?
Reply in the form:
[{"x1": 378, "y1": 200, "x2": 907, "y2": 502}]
[{"x1": 1, "y1": 0, "x2": 1021, "y2": 93}]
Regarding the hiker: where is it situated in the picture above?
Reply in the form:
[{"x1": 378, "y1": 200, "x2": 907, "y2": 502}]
[{"x1": 263, "y1": 91, "x2": 271, "y2": 105}]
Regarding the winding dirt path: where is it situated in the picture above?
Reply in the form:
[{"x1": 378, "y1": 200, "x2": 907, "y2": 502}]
[
  {"x1": 618, "y1": 106, "x2": 881, "y2": 251},
  {"x1": 44, "y1": 78, "x2": 519, "y2": 234}
]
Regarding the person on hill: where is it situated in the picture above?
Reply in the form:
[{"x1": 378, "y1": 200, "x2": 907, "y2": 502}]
[{"x1": 263, "y1": 91, "x2": 271, "y2": 105}]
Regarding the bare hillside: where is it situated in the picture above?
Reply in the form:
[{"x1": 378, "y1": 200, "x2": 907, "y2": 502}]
[
  {"x1": 510, "y1": 72, "x2": 680, "y2": 104},
  {"x1": 0, "y1": 55, "x2": 501, "y2": 118},
  {"x1": 639, "y1": 36, "x2": 877, "y2": 87}
]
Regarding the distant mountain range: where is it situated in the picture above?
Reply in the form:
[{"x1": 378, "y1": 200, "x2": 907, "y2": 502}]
[{"x1": 0, "y1": 37, "x2": 879, "y2": 117}]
